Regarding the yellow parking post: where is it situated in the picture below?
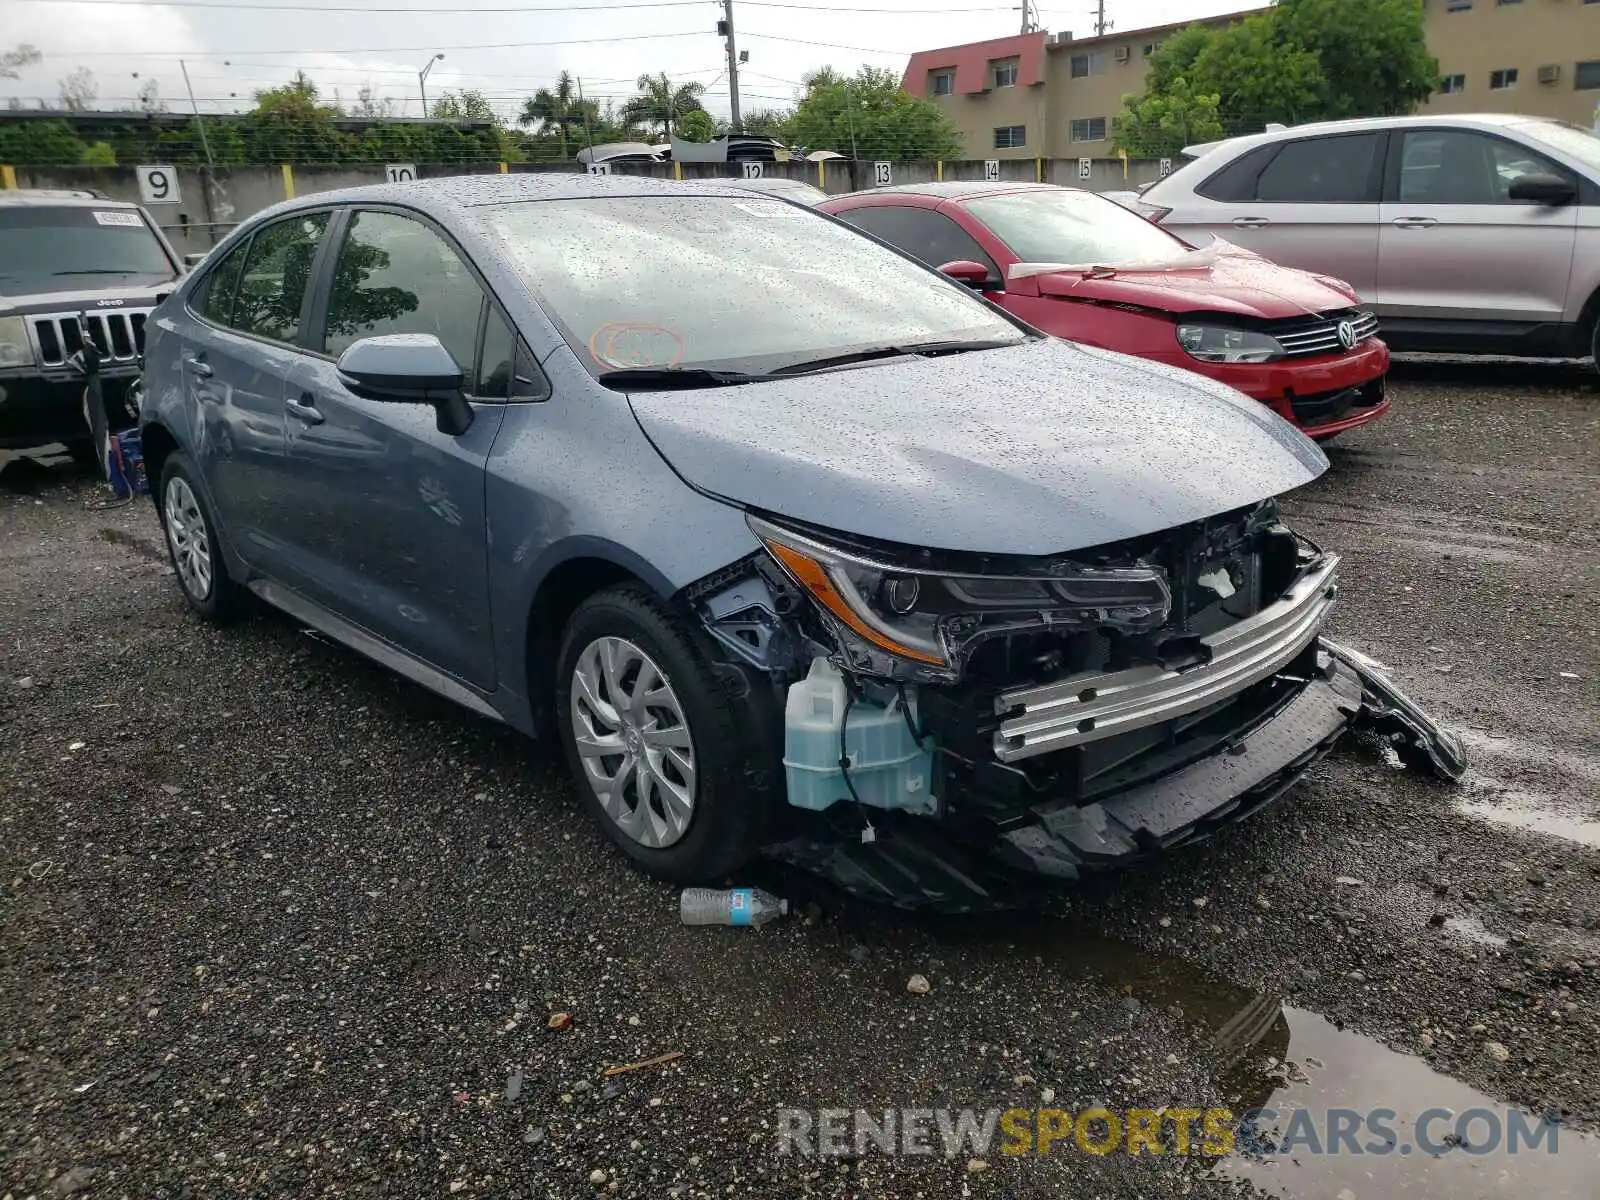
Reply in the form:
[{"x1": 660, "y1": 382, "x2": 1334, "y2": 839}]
[
  {"x1": 1035, "y1": 156, "x2": 1043, "y2": 183},
  {"x1": 936, "y1": 160, "x2": 943, "y2": 182},
  {"x1": 0, "y1": 164, "x2": 16, "y2": 190},
  {"x1": 674, "y1": 160, "x2": 683, "y2": 180},
  {"x1": 499, "y1": 160, "x2": 509, "y2": 173},
  {"x1": 817, "y1": 159, "x2": 825, "y2": 189},
  {"x1": 281, "y1": 163, "x2": 295, "y2": 199}
]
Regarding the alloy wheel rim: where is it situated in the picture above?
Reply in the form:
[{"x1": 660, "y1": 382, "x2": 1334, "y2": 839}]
[
  {"x1": 569, "y1": 635, "x2": 697, "y2": 849},
  {"x1": 164, "y1": 476, "x2": 213, "y2": 601}
]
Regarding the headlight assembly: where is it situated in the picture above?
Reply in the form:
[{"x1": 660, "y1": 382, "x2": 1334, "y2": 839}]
[
  {"x1": 747, "y1": 515, "x2": 1171, "y2": 675},
  {"x1": 1175, "y1": 324, "x2": 1285, "y2": 364},
  {"x1": 0, "y1": 317, "x2": 34, "y2": 369}
]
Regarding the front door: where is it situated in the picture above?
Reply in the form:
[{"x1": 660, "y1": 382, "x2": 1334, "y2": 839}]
[
  {"x1": 281, "y1": 208, "x2": 506, "y2": 691},
  {"x1": 1376, "y1": 128, "x2": 1578, "y2": 326},
  {"x1": 181, "y1": 211, "x2": 331, "y2": 586}
]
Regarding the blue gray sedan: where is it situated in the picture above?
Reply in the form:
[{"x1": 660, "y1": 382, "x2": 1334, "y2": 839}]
[{"x1": 138, "y1": 175, "x2": 1462, "y2": 905}]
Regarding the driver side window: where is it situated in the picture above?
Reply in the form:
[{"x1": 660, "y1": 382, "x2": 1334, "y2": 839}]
[
  {"x1": 833, "y1": 206, "x2": 1001, "y2": 284},
  {"x1": 1397, "y1": 130, "x2": 1571, "y2": 205},
  {"x1": 321, "y1": 210, "x2": 485, "y2": 373}
]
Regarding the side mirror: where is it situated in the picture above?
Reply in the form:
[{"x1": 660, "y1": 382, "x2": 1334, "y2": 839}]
[
  {"x1": 938, "y1": 259, "x2": 996, "y2": 289},
  {"x1": 336, "y1": 333, "x2": 473, "y2": 436},
  {"x1": 1508, "y1": 172, "x2": 1576, "y2": 206}
]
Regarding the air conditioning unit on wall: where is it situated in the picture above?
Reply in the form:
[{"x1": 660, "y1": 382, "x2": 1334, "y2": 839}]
[
  {"x1": 1114, "y1": 46, "x2": 1131, "y2": 64},
  {"x1": 1537, "y1": 64, "x2": 1561, "y2": 85}
]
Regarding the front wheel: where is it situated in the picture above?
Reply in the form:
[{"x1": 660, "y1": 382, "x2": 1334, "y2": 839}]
[
  {"x1": 158, "y1": 451, "x2": 241, "y2": 623},
  {"x1": 555, "y1": 584, "x2": 777, "y2": 883}
]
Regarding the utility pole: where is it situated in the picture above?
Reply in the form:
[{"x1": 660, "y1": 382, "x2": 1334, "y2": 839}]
[
  {"x1": 718, "y1": 0, "x2": 742, "y2": 132},
  {"x1": 1094, "y1": 0, "x2": 1110, "y2": 37},
  {"x1": 1019, "y1": 0, "x2": 1038, "y2": 34},
  {"x1": 178, "y1": 59, "x2": 214, "y2": 170}
]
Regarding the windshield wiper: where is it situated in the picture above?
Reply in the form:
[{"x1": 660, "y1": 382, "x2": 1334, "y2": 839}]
[
  {"x1": 768, "y1": 338, "x2": 1021, "y2": 377},
  {"x1": 52, "y1": 269, "x2": 140, "y2": 276},
  {"x1": 597, "y1": 366, "x2": 766, "y2": 391}
]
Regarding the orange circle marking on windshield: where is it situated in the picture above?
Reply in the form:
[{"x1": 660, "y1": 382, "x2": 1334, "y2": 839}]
[{"x1": 588, "y1": 322, "x2": 685, "y2": 370}]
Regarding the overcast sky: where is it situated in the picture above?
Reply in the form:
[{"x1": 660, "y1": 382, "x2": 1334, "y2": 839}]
[{"x1": 5, "y1": 0, "x2": 1262, "y2": 124}]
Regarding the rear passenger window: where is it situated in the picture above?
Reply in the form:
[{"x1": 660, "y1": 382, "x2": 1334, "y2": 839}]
[
  {"x1": 322, "y1": 210, "x2": 485, "y2": 373},
  {"x1": 1195, "y1": 144, "x2": 1278, "y2": 202},
  {"x1": 1253, "y1": 135, "x2": 1382, "y2": 203},
  {"x1": 230, "y1": 213, "x2": 329, "y2": 343},
  {"x1": 192, "y1": 237, "x2": 250, "y2": 328}
]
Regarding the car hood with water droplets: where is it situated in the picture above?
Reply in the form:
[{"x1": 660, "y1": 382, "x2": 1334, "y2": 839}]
[{"x1": 627, "y1": 338, "x2": 1328, "y2": 556}]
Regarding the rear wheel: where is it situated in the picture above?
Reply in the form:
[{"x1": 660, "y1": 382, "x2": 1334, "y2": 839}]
[
  {"x1": 158, "y1": 452, "x2": 241, "y2": 623},
  {"x1": 555, "y1": 584, "x2": 777, "y2": 883}
]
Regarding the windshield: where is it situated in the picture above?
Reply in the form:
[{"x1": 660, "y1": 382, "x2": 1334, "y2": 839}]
[
  {"x1": 963, "y1": 188, "x2": 1188, "y2": 266},
  {"x1": 484, "y1": 196, "x2": 1025, "y2": 376},
  {"x1": 1513, "y1": 120, "x2": 1600, "y2": 174},
  {"x1": 0, "y1": 206, "x2": 177, "y2": 294}
]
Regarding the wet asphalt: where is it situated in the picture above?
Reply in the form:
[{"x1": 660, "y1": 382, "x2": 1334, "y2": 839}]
[{"x1": 1, "y1": 362, "x2": 1598, "y2": 1199}]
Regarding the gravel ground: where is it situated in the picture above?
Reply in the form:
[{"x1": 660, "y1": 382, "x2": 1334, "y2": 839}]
[{"x1": 3, "y1": 364, "x2": 1598, "y2": 1199}]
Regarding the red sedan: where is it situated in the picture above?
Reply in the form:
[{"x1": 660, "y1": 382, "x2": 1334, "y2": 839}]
[{"x1": 818, "y1": 182, "x2": 1389, "y2": 439}]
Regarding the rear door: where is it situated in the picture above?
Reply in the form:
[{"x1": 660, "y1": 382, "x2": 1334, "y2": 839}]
[
  {"x1": 180, "y1": 211, "x2": 331, "y2": 582},
  {"x1": 279, "y1": 207, "x2": 513, "y2": 691},
  {"x1": 1188, "y1": 132, "x2": 1386, "y2": 299},
  {"x1": 1376, "y1": 127, "x2": 1578, "y2": 326}
]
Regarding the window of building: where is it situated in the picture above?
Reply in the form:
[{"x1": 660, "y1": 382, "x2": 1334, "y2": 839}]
[
  {"x1": 1495, "y1": 0, "x2": 1521, "y2": 5},
  {"x1": 930, "y1": 69, "x2": 954, "y2": 96},
  {"x1": 1253, "y1": 133, "x2": 1382, "y2": 203},
  {"x1": 1439, "y1": 74, "x2": 1466, "y2": 93},
  {"x1": 322, "y1": 210, "x2": 485, "y2": 372},
  {"x1": 994, "y1": 125, "x2": 1027, "y2": 149},
  {"x1": 1576, "y1": 60, "x2": 1600, "y2": 90},
  {"x1": 1069, "y1": 52, "x2": 1105, "y2": 78},
  {"x1": 991, "y1": 59, "x2": 1018, "y2": 88},
  {"x1": 832, "y1": 206, "x2": 1001, "y2": 284},
  {"x1": 1445, "y1": 0, "x2": 1472, "y2": 9},
  {"x1": 1070, "y1": 117, "x2": 1107, "y2": 143},
  {"x1": 229, "y1": 212, "x2": 330, "y2": 344},
  {"x1": 1142, "y1": 42, "x2": 1160, "y2": 56},
  {"x1": 1490, "y1": 67, "x2": 1518, "y2": 90}
]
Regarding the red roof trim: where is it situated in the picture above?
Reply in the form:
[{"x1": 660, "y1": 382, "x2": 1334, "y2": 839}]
[{"x1": 902, "y1": 32, "x2": 1048, "y2": 98}]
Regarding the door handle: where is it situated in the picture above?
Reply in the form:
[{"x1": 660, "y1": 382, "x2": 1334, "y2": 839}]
[
  {"x1": 183, "y1": 356, "x2": 212, "y2": 378},
  {"x1": 1232, "y1": 216, "x2": 1270, "y2": 227},
  {"x1": 285, "y1": 393, "x2": 325, "y2": 425},
  {"x1": 1391, "y1": 217, "x2": 1437, "y2": 229}
]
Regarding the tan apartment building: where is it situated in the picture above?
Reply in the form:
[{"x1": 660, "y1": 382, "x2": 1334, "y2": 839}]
[{"x1": 902, "y1": 0, "x2": 1600, "y2": 161}]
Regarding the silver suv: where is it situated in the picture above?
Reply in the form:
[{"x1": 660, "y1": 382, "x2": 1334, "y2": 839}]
[{"x1": 1139, "y1": 114, "x2": 1600, "y2": 362}]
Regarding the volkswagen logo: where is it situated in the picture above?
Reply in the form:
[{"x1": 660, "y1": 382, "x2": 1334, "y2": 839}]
[{"x1": 1337, "y1": 320, "x2": 1357, "y2": 351}]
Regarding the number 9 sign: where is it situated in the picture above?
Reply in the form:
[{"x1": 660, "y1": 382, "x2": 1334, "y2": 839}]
[{"x1": 136, "y1": 165, "x2": 181, "y2": 205}]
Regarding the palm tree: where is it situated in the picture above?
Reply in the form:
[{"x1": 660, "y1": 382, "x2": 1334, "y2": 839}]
[
  {"x1": 620, "y1": 72, "x2": 706, "y2": 140},
  {"x1": 519, "y1": 70, "x2": 582, "y2": 158}
]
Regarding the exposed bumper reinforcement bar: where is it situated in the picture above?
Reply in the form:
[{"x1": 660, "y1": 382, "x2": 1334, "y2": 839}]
[{"x1": 994, "y1": 554, "x2": 1341, "y2": 762}]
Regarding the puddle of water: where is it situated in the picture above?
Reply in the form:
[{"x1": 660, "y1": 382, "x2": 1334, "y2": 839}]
[
  {"x1": 1456, "y1": 790, "x2": 1600, "y2": 850},
  {"x1": 1442, "y1": 915, "x2": 1508, "y2": 950},
  {"x1": 1215, "y1": 1007, "x2": 1599, "y2": 1199},
  {"x1": 1456, "y1": 732, "x2": 1600, "y2": 787}
]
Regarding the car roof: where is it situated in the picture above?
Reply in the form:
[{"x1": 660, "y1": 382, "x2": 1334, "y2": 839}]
[
  {"x1": 270, "y1": 172, "x2": 769, "y2": 216},
  {"x1": 1182, "y1": 112, "x2": 1555, "y2": 159},
  {"x1": 0, "y1": 189, "x2": 134, "y2": 207},
  {"x1": 850, "y1": 180, "x2": 1070, "y2": 203}
]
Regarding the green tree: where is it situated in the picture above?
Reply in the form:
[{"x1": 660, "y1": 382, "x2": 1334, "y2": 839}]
[
  {"x1": 57, "y1": 67, "x2": 98, "y2": 112},
  {"x1": 785, "y1": 65, "x2": 961, "y2": 160},
  {"x1": 739, "y1": 107, "x2": 792, "y2": 139},
  {"x1": 1, "y1": 44, "x2": 41, "y2": 81},
  {"x1": 1113, "y1": 76, "x2": 1224, "y2": 157},
  {"x1": 1116, "y1": 0, "x2": 1436, "y2": 140},
  {"x1": 241, "y1": 72, "x2": 350, "y2": 163},
  {"x1": 429, "y1": 89, "x2": 495, "y2": 121},
  {"x1": 0, "y1": 118, "x2": 89, "y2": 165},
  {"x1": 674, "y1": 108, "x2": 716, "y2": 142},
  {"x1": 621, "y1": 72, "x2": 706, "y2": 139},
  {"x1": 518, "y1": 71, "x2": 597, "y2": 160},
  {"x1": 80, "y1": 139, "x2": 116, "y2": 165}
]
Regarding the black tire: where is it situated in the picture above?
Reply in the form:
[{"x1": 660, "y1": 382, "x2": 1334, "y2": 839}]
[
  {"x1": 555, "y1": 583, "x2": 778, "y2": 884},
  {"x1": 157, "y1": 451, "x2": 241, "y2": 624},
  {"x1": 65, "y1": 439, "x2": 102, "y2": 471}
]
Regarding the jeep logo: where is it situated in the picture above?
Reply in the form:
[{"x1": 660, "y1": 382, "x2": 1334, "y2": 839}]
[{"x1": 96, "y1": 299, "x2": 125, "y2": 307}]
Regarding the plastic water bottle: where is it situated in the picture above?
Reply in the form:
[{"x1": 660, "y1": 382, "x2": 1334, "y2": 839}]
[{"x1": 679, "y1": 887, "x2": 789, "y2": 927}]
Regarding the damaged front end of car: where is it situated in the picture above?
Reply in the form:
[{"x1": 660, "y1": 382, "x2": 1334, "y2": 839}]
[{"x1": 683, "y1": 502, "x2": 1466, "y2": 911}]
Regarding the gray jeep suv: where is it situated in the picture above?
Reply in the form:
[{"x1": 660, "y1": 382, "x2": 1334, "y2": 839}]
[
  {"x1": 137, "y1": 175, "x2": 1460, "y2": 905},
  {"x1": 0, "y1": 190, "x2": 183, "y2": 452}
]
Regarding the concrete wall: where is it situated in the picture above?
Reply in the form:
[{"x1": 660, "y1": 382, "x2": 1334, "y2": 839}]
[{"x1": 9, "y1": 157, "x2": 1166, "y2": 249}]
